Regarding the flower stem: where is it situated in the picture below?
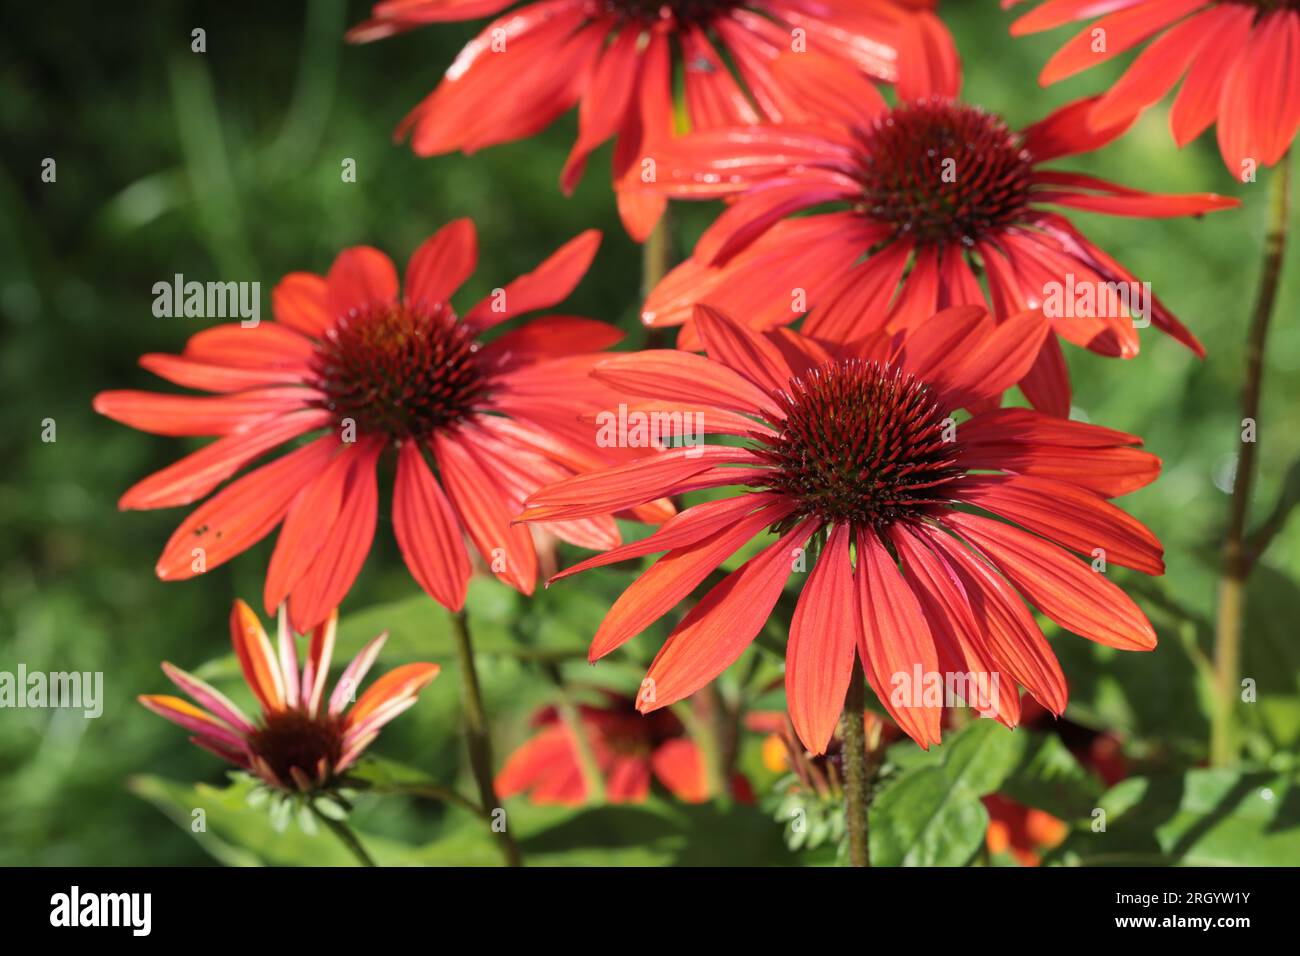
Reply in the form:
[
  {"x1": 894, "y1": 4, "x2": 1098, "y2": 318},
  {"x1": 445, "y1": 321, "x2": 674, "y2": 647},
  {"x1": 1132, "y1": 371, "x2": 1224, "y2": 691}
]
[
  {"x1": 313, "y1": 809, "x2": 376, "y2": 867},
  {"x1": 451, "y1": 608, "x2": 523, "y2": 866},
  {"x1": 544, "y1": 664, "x2": 605, "y2": 803},
  {"x1": 641, "y1": 208, "x2": 672, "y2": 349},
  {"x1": 1212, "y1": 152, "x2": 1292, "y2": 768},
  {"x1": 841, "y1": 665, "x2": 870, "y2": 867}
]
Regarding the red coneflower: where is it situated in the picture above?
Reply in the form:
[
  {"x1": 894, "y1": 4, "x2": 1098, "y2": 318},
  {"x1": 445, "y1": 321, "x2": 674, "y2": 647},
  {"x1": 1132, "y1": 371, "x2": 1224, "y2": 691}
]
[
  {"x1": 496, "y1": 692, "x2": 749, "y2": 803},
  {"x1": 633, "y1": 93, "x2": 1238, "y2": 414},
  {"x1": 139, "y1": 600, "x2": 439, "y2": 793},
  {"x1": 95, "y1": 221, "x2": 666, "y2": 633},
  {"x1": 1003, "y1": 0, "x2": 1300, "y2": 179},
  {"x1": 520, "y1": 306, "x2": 1164, "y2": 754},
  {"x1": 346, "y1": 0, "x2": 958, "y2": 240}
]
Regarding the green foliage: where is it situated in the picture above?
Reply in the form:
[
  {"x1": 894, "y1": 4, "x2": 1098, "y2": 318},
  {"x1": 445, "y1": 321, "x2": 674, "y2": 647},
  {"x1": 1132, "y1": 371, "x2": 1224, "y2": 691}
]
[
  {"x1": 871, "y1": 721, "x2": 1027, "y2": 867},
  {"x1": 1050, "y1": 769, "x2": 1300, "y2": 866}
]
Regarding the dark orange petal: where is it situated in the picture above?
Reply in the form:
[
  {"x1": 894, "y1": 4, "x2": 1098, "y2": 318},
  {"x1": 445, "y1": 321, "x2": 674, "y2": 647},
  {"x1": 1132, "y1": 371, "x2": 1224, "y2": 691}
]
[
  {"x1": 119, "y1": 408, "x2": 331, "y2": 510},
  {"x1": 650, "y1": 739, "x2": 710, "y2": 803},
  {"x1": 272, "y1": 272, "x2": 333, "y2": 336},
  {"x1": 404, "y1": 219, "x2": 477, "y2": 308},
  {"x1": 855, "y1": 528, "x2": 942, "y2": 748},
  {"x1": 393, "y1": 440, "x2": 472, "y2": 611},
  {"x1": 955, "y1": 474, "x2": 1164, "y2": 574},
  {"x1": 229, "y1": 599, "x2": 286, "y2": 713},
  {"x1": 786, "y1": 523, "x2": 859, "y2": 754},
  {"x1": 155, "y1": 435, "x2": 337, "y2": 582},
  {"x1": 346, "y1": 662, "x2": 440, "y2": 729},
  {"x1": 325, "y1": 246, "x2": 399, "y2": 317},
  {"x1": 638, "y1": 519, "x2": 816, "y2": 713},
  {"x1": 944, "y1": 512, "x2": 1157, "y2": 651},
  {"x1": 922, "y1": 525, "x2": 1068, "y2": 715},
  {"x1": 589, "y1": 496, "x2": 795, "y2": 661},
  {"x1": 434, "y1": 429, "x2": 537, "y2": 594},
  {"x1": 286, "y1": 440, "x2": 383, "y2": 633}
]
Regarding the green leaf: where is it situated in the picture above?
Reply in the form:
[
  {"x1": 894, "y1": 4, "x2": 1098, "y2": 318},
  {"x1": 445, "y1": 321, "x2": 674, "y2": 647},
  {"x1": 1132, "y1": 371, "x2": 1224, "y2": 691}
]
[
  {"x1": 1049, "y1": 582, "x2": 1212, "y2": 759},
  {"x1": 516, "y1": 798, "x2": 796, "y2": 867},
  {"x1": 870, "y1": 721, "x2": 1025, "y2": 867},
  {"x1": 1051, "y1": 768, "x2": 1300, "y2": 866},
  {"x1": 1000, "y1": 732, "x2": 1103, "y2": 822},
  {"x1": 129, "y1": 774, "x2": 379, "y2": 866}
]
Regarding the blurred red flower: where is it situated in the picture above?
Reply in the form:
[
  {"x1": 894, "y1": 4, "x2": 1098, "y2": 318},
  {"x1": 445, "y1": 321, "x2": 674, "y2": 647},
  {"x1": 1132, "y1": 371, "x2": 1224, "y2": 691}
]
[
  {"x1": 522, "y1": 305, "x2": 1165, "y2": 753},
  {"x1": 347, "y1": 0, "x2": 958, "y2": 239},
  {"x1": 1003, "y1": 0, "x2": 1300, "y2": 179},
  {"x1": 96, "y1": 220, "x2": 668, "y2": 633},
  {"x1": 983, "y1": 794, "x2": 1069, "y2": 866},
  {"x1": 632, "y1": 93, "x2": 1237, "y2": 414},
  {"x1": 497, "y1": 693, "x2": 750, "y2": 804}
]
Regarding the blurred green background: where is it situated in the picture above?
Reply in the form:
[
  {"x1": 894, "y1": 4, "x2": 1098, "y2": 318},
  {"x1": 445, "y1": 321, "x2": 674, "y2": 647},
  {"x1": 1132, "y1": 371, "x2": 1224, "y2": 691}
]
[{"x1": 1, "y1": 1, "x2": 1298, "y2": 865}]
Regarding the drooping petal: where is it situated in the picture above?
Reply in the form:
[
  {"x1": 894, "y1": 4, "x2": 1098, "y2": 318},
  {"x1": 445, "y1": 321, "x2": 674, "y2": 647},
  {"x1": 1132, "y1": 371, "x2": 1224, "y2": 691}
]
[
  {"x1": 589, "y1": 497, "x2": 796, "y2": 661},
  {"x1": 786, "y1": 523, "x2": 859, "y2": 754},
  {"x1": 1037, "y1": 0, "x2": 1206, "y2": 85},
  {"x1": 1089, "y1": 5, "x2": 1237, "y2": 128},
  {"x1": 889, "y1": 525, "x2": 1021, "y2": 728},
  {"x1": 393, "y1": 440, "x2": 472, "y2": 611},
  {"x1": 855, "y1": 528, "x2": 942, "y2": 748},
  {"x1": 154, "y1": 435, "x2": 338, "y2": 581},
  {"x1": 1168, "y1": 5, "x2": 1255, "y2": 147},
  {"x1": 263, "y1": 442, "x2": 358, "y2": 614},
  {"x1": 286, "y1": 440, "x2": 384, "y2": 633},
  {"x1": 920, "y1": 523, "x2": 1068, "y2": 715},
  {"x1": 637, "y1": 519, "x2": 816, "y2": 713},
  {"x1": 433, "y1": 428, "x2": 537, "y2": 593},
  {"x1": 118, "y1": 408, "x2": 332, "y2": 510},
  {"x1": 944, "y1": 512, "x2": 1157, "y2": 651},
  {"x1": 1216, "y1": 11, "x2": 1300, "y2": 174}
]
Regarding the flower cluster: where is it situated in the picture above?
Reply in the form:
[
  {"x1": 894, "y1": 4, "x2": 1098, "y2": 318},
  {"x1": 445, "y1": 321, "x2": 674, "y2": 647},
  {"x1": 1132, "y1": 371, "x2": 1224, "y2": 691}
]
[{"x1": 97, "y1": 0, "x2": 1285, "y2": 866}]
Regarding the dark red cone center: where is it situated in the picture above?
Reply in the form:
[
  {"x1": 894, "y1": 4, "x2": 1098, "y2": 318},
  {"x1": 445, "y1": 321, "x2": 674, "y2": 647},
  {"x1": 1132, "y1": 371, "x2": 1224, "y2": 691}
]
[
  {"x1": 856, "y1": 98, "x2": 1033, "y2": 246},
  {"x1": 248, "y1": 709, "x2": 347, "y2": 788},
  {"x1": 752, "y1": 360, "x2": 963, "y2": 530},
  {"x1": 311, "y1": 302, "x2": 489, "y2": 441}
]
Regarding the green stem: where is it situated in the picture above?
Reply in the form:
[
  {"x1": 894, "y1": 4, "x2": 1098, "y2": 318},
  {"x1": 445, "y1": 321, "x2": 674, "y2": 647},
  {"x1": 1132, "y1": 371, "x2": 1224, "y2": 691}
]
[
  {"x1": 641, "y1": 209, "x2": 672, "y2": 349},
  {"x1": 314, "y1": 809, "x2": 376, "y2": 867},
  {"x1": 544, "y1": 665, "x2": 606, "y2": 803},
  {"x1": 1212, "y1": 152, "x2": 1291, "y2": 768},
  {"x1": 451, "y1": 609, "x2": 524, "y2": 866},
  {"x1": 841, "y1": 666, "x2": 870, "y2": 867},
  {"x1": 361, "y1": 781, "x2": 486, "y2": 819}
]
